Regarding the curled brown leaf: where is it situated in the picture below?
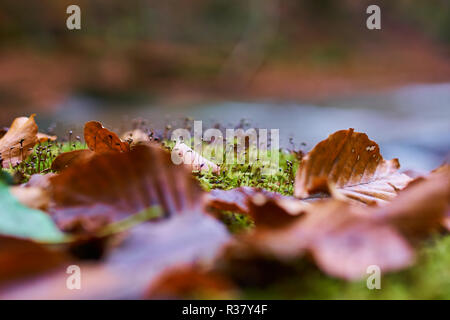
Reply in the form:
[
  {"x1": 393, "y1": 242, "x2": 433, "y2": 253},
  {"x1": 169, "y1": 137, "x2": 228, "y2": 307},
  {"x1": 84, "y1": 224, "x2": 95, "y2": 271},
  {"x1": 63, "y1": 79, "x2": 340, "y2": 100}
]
[
  {"x1": 223, "y1": 166, "x2": 448, "y2": 280},
  {"x1": 0, "y1": 115, "x2": 38, "y2": 168},
  {"x1": 84, "y1": 121, "x2": 129, "y2": 153},
  {"x1": 0, "y1": 236, "x2": 69, "y2": 286},
  {"x1": 294, "y1": 129, "x2": 412, "y2": 205},
  {"x1": 144, "y1": 264, "x2": 237, "y2": 299},
  {"x1": 10, "y1": 186, "x2": 50, "y2": 211},
  {"x1": 51, "y1": 149, "x2": 95, "y2": 172},
  {"x1": 51, "y1": 121, "x2": 129, "y2": 172},
  {"x1": 49, "y1": 144, "x2": 205, "y2": 232},
  {"x1": 206, "y1": 187, "x2": 308, "y2": 228}
]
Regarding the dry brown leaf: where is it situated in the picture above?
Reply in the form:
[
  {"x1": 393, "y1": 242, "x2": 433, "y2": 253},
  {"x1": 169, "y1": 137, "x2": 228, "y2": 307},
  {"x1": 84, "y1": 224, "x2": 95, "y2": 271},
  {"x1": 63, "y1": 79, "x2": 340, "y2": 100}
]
[
  {"x1": 51, "y1": 149, "x2": 95, "y2": 172},
  {"x1": 224, "y1": 167, "x2": 448, "y2": 280},
  {"x1": 49, "y1": 144, "x2": 205, "y2": 232},
  {"x1": 378, "y1": 163, "x2": 450, "y2": 235},
  {"x1": 294, "y1": 129, "x2": 412, "y2": 205},
  {"x1": 10, "y1": 173, "x2": 57, "y2": 211},
  {"x1": 0, "y1": 115, "x2": 38, "y2": 168},
  {"x1": 225, "y1": 200, "x2": 413, "y2": 280},
  {"x1": 172, "y1": 142, "x2": 220, "y2": 174},
  {"x1": 206, "y1": 187, "x2": 308, "y2": 228},
  {"x1": 10, "y1": 186, "x2": 50, "y2": 211},
  {"x1": 51, "y1": 121, "x2": 129, "y2": 172},
  {"x1": 0, "y1": 236, "x2": 69, "y2": 286},
  {"x1": 206, "y1": 187, "x2": 270, "y2": 214},
  {"x1": 84, "y1": 121, "x2": 129, "y2": 153},
  {"x1": 144, "y1": 264, "x2": 237, "y2": 299},
  {"x1": 24, "y1": 173, "x2": 56, "y2": 189}
]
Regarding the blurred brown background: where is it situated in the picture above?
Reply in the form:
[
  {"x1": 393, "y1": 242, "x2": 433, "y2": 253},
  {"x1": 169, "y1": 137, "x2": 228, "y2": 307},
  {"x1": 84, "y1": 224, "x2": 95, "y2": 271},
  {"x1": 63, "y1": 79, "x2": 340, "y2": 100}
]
[{"x1": 0, "y1": 0, "x2": 449, "y2": 123}]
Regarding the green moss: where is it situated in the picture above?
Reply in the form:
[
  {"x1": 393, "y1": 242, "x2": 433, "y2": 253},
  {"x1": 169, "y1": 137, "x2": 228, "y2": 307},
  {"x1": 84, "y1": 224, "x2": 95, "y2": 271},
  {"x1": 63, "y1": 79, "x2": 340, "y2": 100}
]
[
  {"x1": 195, "y1": 149, "x2": 299, "y2": 196},
  {"x1": 217, "y1": 211, "x2": 254, "y2": 234},
  {"x1": 3, "y1": 140, "x2": 87, "y2": 183},
  {"x1": 241, "y1": 235, "x2": 450, "y2": 299}
]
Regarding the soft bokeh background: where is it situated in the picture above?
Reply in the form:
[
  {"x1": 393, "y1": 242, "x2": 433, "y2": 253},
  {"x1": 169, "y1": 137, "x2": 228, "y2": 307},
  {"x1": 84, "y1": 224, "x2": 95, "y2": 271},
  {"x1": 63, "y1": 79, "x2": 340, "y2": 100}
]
[{"x1": 0, "y1": 0, "x2": 449, "y2": 170}]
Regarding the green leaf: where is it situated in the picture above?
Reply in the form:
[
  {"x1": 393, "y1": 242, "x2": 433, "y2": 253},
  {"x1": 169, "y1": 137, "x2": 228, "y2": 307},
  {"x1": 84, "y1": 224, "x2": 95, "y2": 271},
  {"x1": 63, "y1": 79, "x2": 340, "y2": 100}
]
[
  {"x1": 0, "y1": 170, "x2": 13, "y2": 185},
  {"x1": 0, "y1": 183, "x2": 65, "y2": 242}
]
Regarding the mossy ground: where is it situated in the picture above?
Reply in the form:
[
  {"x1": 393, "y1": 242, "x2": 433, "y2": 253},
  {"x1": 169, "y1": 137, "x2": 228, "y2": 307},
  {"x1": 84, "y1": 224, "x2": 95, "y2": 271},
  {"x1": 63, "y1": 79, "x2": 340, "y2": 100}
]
[
  {"x1": 195, "y1": 146, "x2": 450, "y2": 299},
  {"x1": 4, "y1": 141, "x2": 450, "y2": 299}
]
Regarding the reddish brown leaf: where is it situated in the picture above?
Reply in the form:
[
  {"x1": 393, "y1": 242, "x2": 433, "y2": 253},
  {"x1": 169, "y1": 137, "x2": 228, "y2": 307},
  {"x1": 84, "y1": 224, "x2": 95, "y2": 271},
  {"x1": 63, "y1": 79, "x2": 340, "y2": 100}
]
[
  {"x1": 24, "y1": 173, "x2": 56, "y2": 188},
  {"x1": 51, "y1": 149, "x2": 95, "y2": 172},
  {"x1": 84, "y1": 121, "x2": 129, "y2": 153},
  {"x1": 376, "y1": 164, "x2": 450, "y2": 236},
  {"x1": 294, "y1": 129, "x2": 412, "y2": 205},
  {"x1": 144, "y1": 265, "x2": 236, "y2": 299},
  {"x1": 206, "y1": 187, "x2": 308, "y2": 228},
  {"x1": 51, "y1": 121, "x2": 130, "y2": 172},
  {"x1": 10, "y1": 186, "x2": 50, "y2": 211},
  {"x1": 0, "y1": 236, "x2": 69, "y2": 286},
  {"x1": 49, "y1": 144, "x2": 205, "y2": 232},
  {"x1": 226, "y1": 167, "x2": 448, "y2": 280},
  {"x1": 207, "y1": 187, "x2": 267, "y2": 214},
  {"x1": 0, "y1": 115, "x2": 38, "y2": 168},
  {"x1": 227, "y1": 200, "x2": 413, "y2": 280}
]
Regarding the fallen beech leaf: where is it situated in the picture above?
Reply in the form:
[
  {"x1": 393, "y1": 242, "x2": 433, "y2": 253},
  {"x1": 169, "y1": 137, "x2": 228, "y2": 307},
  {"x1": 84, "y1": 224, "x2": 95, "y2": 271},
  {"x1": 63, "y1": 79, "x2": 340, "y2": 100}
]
[
  {"x1": 24, "y1": 173, "x2": 56, "y2": 189},
  {"x1": 247, "y1": 192, "x2": 309, "y2": 229},
  {"x1": 37, "y1": 132, "x2": 57, "y2": 143},
  {"x1": 10, "y1": 186, "x2": 50, "y2": 211},
  {"x1": 227, "y1": 168, "x2": 448, "y2": 280},
  {"x1": 51, "y1": 149, "x2": 95, "y2": 172},
  {"x1": 0, "y1": 214, "x2": 230, "y2": 299},
  {"x1": 172, "y1": 143, "x2": 220, "y2": 174},
  {"x1": 307, "y1": 206, "x2": 414, "y2": 280},
  {"x1": 0, "y1": 115, "x2": 38, "y2": 168},
  {"x1": 228, "y1": 200, "x2": 414, "y2": 280},
  {"x1": 207, "y1": 187, "x2": 269, "y2": 214},
  {"x1": 206, "y1": 187, "x2": 308, "y2": 228},
  {"x1": 0, "y1": 236, "x2": 69, "y2": 286},
  {"x1": 144, "y1": 265, "x2": 237, "y2": 299},
  {"x1": 49, "y1": 144, "x2": 206, "y2": 232},
  {"x1": 294, "y1": 129, "x2": 412, "y2": 205},
  {"x1": 51, "y1": 121, "x2": 129, "y2": 172},
  {"x1": 377, "y1": 164, "x2": 450, "y2": 236},
  {"x1": 84, "y1": 121, "x2": 129, "y2": 153},
  {"x1": 0, "y1": 182, "x2": 65, "y2": 242}
]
